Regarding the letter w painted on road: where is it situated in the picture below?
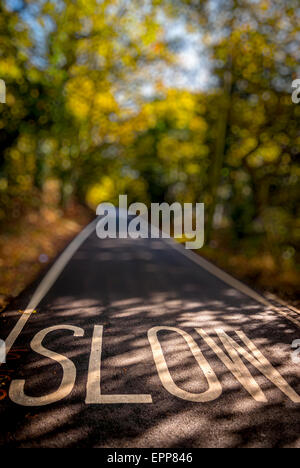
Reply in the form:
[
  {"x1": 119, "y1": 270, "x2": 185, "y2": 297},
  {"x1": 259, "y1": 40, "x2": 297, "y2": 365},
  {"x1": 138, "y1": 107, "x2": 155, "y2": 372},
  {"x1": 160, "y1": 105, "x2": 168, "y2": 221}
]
[
  {"x1": 197, "y1": 328, "x2": 300, "y2": 403},
  {"x1": 148, "y1": 326, "x2": 300, "y2": 403}
]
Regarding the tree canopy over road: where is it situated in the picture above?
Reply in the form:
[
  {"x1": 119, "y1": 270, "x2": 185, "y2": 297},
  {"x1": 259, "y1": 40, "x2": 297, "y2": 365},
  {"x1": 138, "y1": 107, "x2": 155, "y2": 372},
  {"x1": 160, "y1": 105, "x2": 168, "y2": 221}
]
[{"x1": 0, "y1": 0, "x2": 299, "y2": 300}]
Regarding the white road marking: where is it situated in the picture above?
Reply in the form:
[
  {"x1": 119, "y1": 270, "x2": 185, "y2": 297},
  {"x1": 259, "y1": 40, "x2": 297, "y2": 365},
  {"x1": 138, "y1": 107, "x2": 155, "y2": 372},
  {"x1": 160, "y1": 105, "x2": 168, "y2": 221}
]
[
  {"x1": 163, "y1": 238, "x2": 300, "y2": 329},
  {"x1": 9, "y1": 325, "x2": 84, "y2": 406},
  {"x1": 3, "y1": 219, "x2": 98, "y2": 360},
  {"x1": 8, "y1": 324, "x2": 300, "y2": 406},
  {"x1": 86, "y1": 325, "x2": 152, "y2": 403},
  {"x1": 197, "y1": 328, "x2": 300, "y2": 403},
  {"x1": 266, "y1": 292, "x2": 300, "y2": 316},
  {"x1": 148, "y1": 326, "x2": 222, "y2": 402}
]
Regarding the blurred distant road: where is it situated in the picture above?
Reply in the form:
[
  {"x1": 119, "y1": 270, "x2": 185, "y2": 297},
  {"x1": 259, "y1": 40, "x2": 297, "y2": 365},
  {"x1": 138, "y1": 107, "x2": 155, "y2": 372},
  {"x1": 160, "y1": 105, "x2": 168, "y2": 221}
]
[{"x1": 0, "y1": 219, "x2": 300, "y2": 448}]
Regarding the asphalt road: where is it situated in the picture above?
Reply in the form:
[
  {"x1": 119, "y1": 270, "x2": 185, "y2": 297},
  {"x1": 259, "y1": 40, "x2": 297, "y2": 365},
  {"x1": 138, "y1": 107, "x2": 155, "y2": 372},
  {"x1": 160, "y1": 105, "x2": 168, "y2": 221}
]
[{"x1": 0, "y1": 219, "x2": 299, "y2": 448}]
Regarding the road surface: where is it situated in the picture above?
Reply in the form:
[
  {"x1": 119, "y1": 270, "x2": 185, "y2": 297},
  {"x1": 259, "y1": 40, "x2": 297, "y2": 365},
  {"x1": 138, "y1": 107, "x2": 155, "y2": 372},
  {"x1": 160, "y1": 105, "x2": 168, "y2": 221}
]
[{"x1": 0, "y1": 219, "x2": 299, "y2": 448}]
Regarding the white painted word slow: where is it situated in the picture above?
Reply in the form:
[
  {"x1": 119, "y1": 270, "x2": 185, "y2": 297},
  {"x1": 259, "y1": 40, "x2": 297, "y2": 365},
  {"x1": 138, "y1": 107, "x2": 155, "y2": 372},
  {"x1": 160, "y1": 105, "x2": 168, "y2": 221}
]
[{"x1": 8, "y1": 325, "x2": 300, "y2": 406}]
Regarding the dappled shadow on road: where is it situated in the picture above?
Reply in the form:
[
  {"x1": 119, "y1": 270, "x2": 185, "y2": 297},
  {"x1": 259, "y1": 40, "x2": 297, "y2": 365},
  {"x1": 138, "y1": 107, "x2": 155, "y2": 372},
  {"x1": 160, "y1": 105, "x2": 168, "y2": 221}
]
[{"x1": 0, "y1": 235, "x2": 299, "y2": 447}]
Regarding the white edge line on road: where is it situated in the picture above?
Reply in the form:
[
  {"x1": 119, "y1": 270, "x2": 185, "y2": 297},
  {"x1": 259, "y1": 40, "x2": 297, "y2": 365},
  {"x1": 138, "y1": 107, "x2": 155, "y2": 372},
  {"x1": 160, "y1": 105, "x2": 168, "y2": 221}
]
[
  {"x1": 3, "y1": 218, "x2": 98, "y2": 359},
  {"x1": 163, "y1": 237, "x2": 300, "y2": 330},
  {"x1": 265, "y1": 292, "x2": 300, "y2": 316}
]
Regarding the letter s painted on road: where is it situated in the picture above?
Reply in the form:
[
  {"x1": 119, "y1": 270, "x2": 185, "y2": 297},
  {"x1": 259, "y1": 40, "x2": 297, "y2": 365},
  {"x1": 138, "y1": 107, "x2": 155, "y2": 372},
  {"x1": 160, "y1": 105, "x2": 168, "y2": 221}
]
[{"x1": 9, "y1": 325, "x2": 84, "y2": 406}]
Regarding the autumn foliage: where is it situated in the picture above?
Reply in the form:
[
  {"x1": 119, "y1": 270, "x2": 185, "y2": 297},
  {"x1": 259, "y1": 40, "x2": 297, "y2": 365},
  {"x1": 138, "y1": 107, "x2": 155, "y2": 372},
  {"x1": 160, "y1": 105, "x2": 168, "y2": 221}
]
[{"x1": 0, "y1": 0, "x2": 299, "y2": 303}]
